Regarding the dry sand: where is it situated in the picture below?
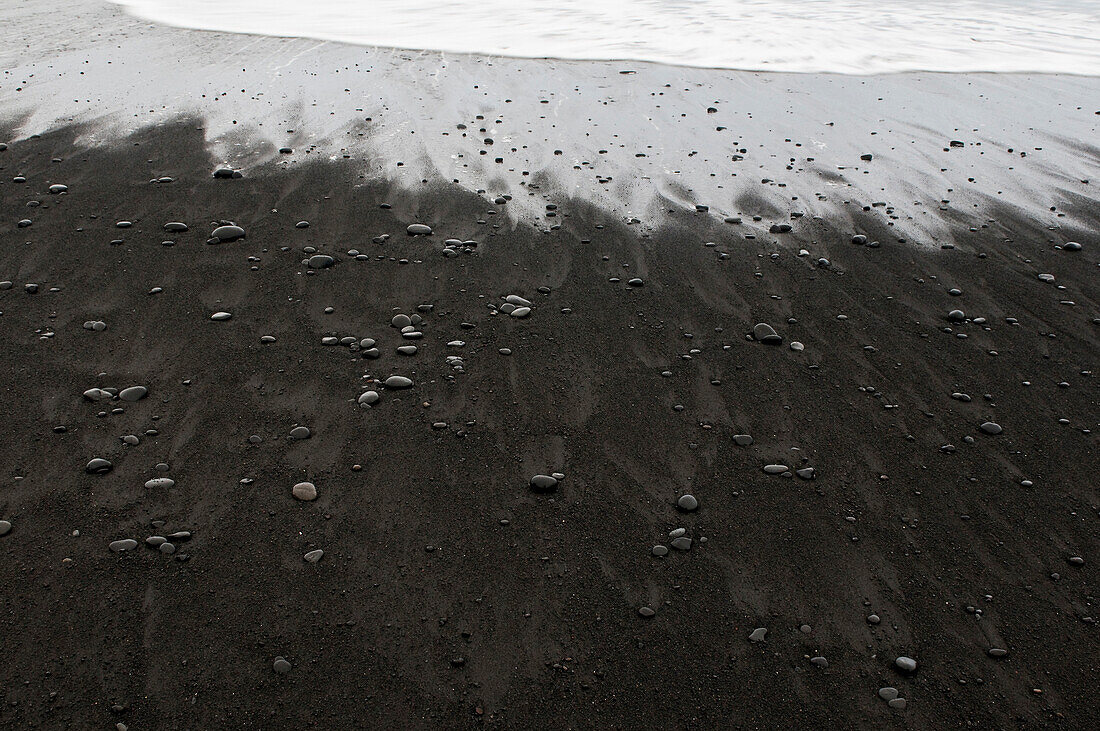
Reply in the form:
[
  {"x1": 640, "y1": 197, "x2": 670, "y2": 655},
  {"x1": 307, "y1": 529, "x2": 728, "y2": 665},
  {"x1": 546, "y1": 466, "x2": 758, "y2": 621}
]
[{"x1": 0, "y1": 1, "x2": 1097, "y2": 728}]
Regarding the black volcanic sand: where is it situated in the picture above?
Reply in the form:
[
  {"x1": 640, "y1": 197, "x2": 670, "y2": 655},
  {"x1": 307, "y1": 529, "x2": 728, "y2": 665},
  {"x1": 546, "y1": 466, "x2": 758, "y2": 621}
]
[{"x1": 0, "y1": 118, "x2": 1098, "y2": 729}]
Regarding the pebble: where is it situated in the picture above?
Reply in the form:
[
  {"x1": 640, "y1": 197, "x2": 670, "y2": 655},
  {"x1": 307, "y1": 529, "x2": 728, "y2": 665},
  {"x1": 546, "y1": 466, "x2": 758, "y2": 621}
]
[
  {"x1": 210, "y1": 224, "x2": 246, "y2": 242},
  {"x1": 272, "y1": 657, "x2": 292, "y2": 674},
  {"x1": 530, "y1": 474, "x2": 559, "y2": 493},
  {"x1": 118, "y1": 386, "x2": 148, "y2": 402},
  {"x1": 109, "y1": 539, "x2": 138, "y2": 552},
  {"x1": 676, "y1": 494, "x2": 699, "y2": 511},
  {"x1": 979, "y1": 422, "x2": 1003, "y2": 435},
  {"x1": 0, "y1": 520, "x2": 11, "y2": 536},
  {"x1": 358, "y1": 390, "x2": 380, "y2": 406},
  {"x1": 748, "y1": 627, "x2": 767, "y2": 642},
  {"x1": 790, "y1": 341, "x2": 804, "y2": 352},
  {"x1": 304, "y1": 549, "x2": 324, "y2": 563},
  {"x1": 86, "y1": 458, "x2": 113, "y2": 474},
  {"x1": 988, "y1": 648, "x2": 1009, "y2": 658},
  {"x1": 144, "y1": 478, "x2": 174, "y2": 489},
  {"x1": 732, "y1": 434, "x2": 754, "y2": 446},
  {"x1": 292, "y1": 482, "x2": 318, "y2": 501},
  {"x1": 752, "y1": 323, "x2": 782, "y2": 344},
  {"x1": 878, "y1": 687, "x2": 899, "y2": 701},
  {"x1": 289, "y1": 426, "x2": 311, "y2": 440},
  {"x1": 888, "y1": 698, "x2": 907, "y2": 710},
  {"x1": 810, "y1": 656, "x2": 828, "y2": 668},
  {"x1": 510, "y1": 307, "x2": 532, "y2": 318},
  {"x1": 308, "y1": 254, "x2": 335, "y2": 269},
  {"x1": 211, "y1": 312, "x2": 232, "y2": 321},
  {"x1": 670, "y1": 536, "x2": 692, "y2": 551},
  {"x1": 651, "y1": 545, "x2": 668, "y2": 557},
  {"x1": 763, "y1": 464, "x2": 789, "y2": 474},
  {"x1": 895, "y1": 656, "x2": 918, "y2": 673},
  {"x1": 406, "y1": 223, "x2": 433, "y2": 236},
  {"x1": 384, "y1": 376, "x2": 413, "y2": 389},
  {"x1": 638, "y1": 606, "x2": 656, "y2": 617}
]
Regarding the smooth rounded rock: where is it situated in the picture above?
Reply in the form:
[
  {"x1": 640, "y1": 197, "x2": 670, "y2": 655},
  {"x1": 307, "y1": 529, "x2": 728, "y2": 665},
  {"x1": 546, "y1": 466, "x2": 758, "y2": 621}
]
[
  {"x1": 0, "y1": 520, "x2": 11, "y2": 536},
  {"x1": 304, "y1": 549, "x2": 324, "y2": 563},
  {"x1": 676, "y1": 494, "x2": 699, "y2": 511},
  {"x1": 109, "y1": 539, "x2": 138, "y2": 552},
  {"x1": 530, "y1": 474, "x2": 559, "y2": 493},
  {"x1": 979, "y1": 422, "x2": 1003, "y2": 435},
  {"x1": 144, "y1": 478, "x2": 175, "y2": 489},
  {"x1": 895, "y1": 656, "x2": 918, "y2": 673},
  {"x1": 289, "y1": 426, "x2": 311, "y2": 440},
  {"x1": 211, "y1": 312, "x2": 232, "y2": 321},
  {"x1": 86, "y1": 458, "x2": 113, "y2": 474},
  {"x1": 358, "y1": 390, "x2": 380, "y2": 406},
  {"x1": 748, "y1": 627, "x2": 767, "y2": 642},
  {"x1": 273, "y1": 657, "x2": 292, "y2": 674},
  {"x1": 210, "y1": 225, "x2": 245, "y2": 242},
  {"x1": 384, "y1": 376, "x2": 413, "y2": 389},
  {"x1": 406, "y1": 224, "x2": 432, "y2": 236},
  {"x1": 292, "y1": 482, "x2": 317, "y2": 501},
  {"x1": 753, "y1": 323, "x2": 782, "y2": 344},
  {"x1": 118, "y1": 386, "x2": 148, "y2": 402},
  {"x1": 307, "y1": 254, "x2": 335, "y2": 269}
]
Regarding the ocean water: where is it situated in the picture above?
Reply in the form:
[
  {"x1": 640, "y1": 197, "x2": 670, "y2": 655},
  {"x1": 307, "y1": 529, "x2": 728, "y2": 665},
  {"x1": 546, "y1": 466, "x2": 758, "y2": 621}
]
[{"x1": 107, "y1": 0, "x2": 1100, "y2": 74}]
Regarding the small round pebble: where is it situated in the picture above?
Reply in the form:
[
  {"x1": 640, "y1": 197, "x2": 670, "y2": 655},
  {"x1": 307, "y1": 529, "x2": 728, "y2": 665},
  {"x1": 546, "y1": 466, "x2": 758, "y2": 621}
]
[{"x1": 292, "y1": 482, "x2": 318, "y2": 501}]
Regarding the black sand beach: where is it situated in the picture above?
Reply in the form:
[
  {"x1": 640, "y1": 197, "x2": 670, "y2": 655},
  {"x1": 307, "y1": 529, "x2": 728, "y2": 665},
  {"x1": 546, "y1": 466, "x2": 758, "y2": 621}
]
[{"x1": 1, "y1": 1, "x2": 1098, "y2": 728}]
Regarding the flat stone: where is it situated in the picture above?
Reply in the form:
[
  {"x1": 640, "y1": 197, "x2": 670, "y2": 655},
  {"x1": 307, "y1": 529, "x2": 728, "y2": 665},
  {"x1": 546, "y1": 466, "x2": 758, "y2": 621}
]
[
  {"x1": 358, "y1": 390, "x2": 380, "y2": 406},
  {"x1": 637, "y1": 606, "x2": 656, "y2": 617},
  {"x1": 878, "y1": 687, "x2": 899, "y2": 702},
  {"x1": 307, "y1": 254, "x2": 335, "y2": 269},
  {"x1": 810, "y1": 656, "x2": 828, "y2": 667},
  {"x1": 763, "y1": 464, "x2": 789, "y2": 474},
  {"x1": 210, "y1": 225, "x2": 245, "y2": 242},
  {"x1": 670, "y1": 536, "x2": 692, "y2": 551},
  {"x1": 118, "y1": 386, "x2": 148, "y2": 402},
  {"x1": 86, "y1": 458, "x2": 113, "y2": 474},
  {"x1": 753, "y1": 323, "x2": 782, "y2": 344},
  {"x1": 109, "y1": 539, "x2": 138, "y2": 552},
  {"x1": 748, "y1": 627, "x2": 767, "y2": 642},
  {"x1": 980, "y1": 422, "x2": 1003, "y2": 435},
  {"x1": 304, "y1": 549, "x2": 324, "y2": 563},
  {"x1": 510, "y1": 307, "x2": 532, "y2": 318},
  {"x1": 292, "y1": 482, "x2": 317, "y2": 501},
  {"x1": 406, "y1": 224, "x2": 432, "y2": 236},
  {"x1": 732, "y1": 434, "x2": 754, "y2": 446},
  {"x1": 530, "y1": 474, "x2": 559, "y2": 493},
  {"x1": 384, "y1": 376, "x2": 414, "y2": 389},
  {"x1": 144, "y1": 478, "x2": 175, "y2": 489},
  {"x1": 895, "y1": 656, "x2": 918, "y2": 673},
  {"x1": 988, "y1": 648, "x2": 1009, "y2": 658},
  {"x1": 888, "y1": 698, "x2": 907, "y2": 710},
  {"x1": 272, "y1": 657, "x2": 291, "y2": 674},
  {"x1": 651, "y1": 545, "x2": 668, "y2": 557},
  {"x1": 676, "y1": 494, "x2": 699, "y2": 511},
  {"x1": 211, "y1": 312, "x2": 232, "y2": 321},
  {"x1": 0, "y1": 520, "x2": 11, "y2": 536}
]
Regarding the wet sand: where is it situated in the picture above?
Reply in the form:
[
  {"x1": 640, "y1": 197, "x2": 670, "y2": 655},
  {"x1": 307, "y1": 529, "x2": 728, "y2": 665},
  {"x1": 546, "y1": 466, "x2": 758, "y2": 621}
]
[{"x1": 0, "y1": 1, "x2": 1098, "y2": 728}]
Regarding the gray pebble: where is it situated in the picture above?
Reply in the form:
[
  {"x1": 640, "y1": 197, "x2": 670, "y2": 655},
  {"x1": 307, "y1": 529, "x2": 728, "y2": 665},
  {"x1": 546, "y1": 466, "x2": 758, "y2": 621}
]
[
  {"x1": 211, "y1": 312, "x2": 232, "y2": 321},
  {"x1": 888, "y1": 698, "x2": 907, "y2": 710},
  {"x1": 732, "y1": 434, "x2": 754, "y2": 446},
  {"x1": 530, "y1": 474, "x2": 559, "y2": 493},
  {"x1": 86, "y1": 458, "x2": 113, "y2": 474},
  {"x1": 210, "y1": 225, "x2": 245, "y2": 242},
  {"x1": 895, "y1": 656, "x2": 918, "y2": 673},
  {"x1": 308, "y1": 254, "x2": 335, "y2": 269},
  {"x1": 651, "y1": 545, "x2": 668, "y2": 557},
  {"x1": 109, "y1": 539, "x2": 138, "y2": 552},
  {"x1": 385, "y1": 376, "x2": 413, "y2": 389},
  {"x1": 292, "y1": 482, "x2": 318, "y2": 501},
  {"x1": 763, "y1": 464, "x2": 789, "y2": 474},
  {"x1": 304, "y1": 549, "x2": 324, "y2": 563},
  {"x1": 358, "y1": 390, "x2": 380, "y2": 406},
  {"x1": 670, "y1": 536, "x2": 693, "y2": 551},
  {"x1": 289, "y1": 426, "x2": 311, "y2": 440},
  {"x1": 979, "y1": 422, "x2": 1003, "y2": 435},
  {"x1": 878, "y1": 687, "x2": 899, "y2": 701},
  {"x1": 676, "y1": 494, "x2": 699, "y2": 511},
  {"x1": 510, "y1": 307, "x2": 532, "y2": 318},
  {"x1": 406, "y1": 224, "x2": 432, "y2": 236},
  {"x1": 748, "y1": 627, "x2": 767, "y2": 642},
  {"x1": 273, "y1": 657, "x2": 292, "y2": 674},
  {"x1": 752, "y1": 323, "x2": 783, "y2": 344},
  {"x1": 0, "y1": 520, "x2": 11, "y2": 536},
  {"x1": 144, "y1": 478, "x2": 175, "y2": 489},
  {"x1": 118, "y1": 386, "x2": 148, "y2": 402}
]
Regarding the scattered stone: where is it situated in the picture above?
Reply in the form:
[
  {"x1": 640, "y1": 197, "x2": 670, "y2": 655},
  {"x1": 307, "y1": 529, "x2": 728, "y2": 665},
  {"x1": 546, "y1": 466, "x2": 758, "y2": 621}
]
[
  {"x1": 988, "y1": 648, "x2": 1009, "y2": 658},
  {"x1": 86, "y1": 458, "x2": 113, "y2": 474},
  {"x1": 211, "y1": 312, "x2": 232, "y2": 321},
  {"x1": 289, "y1": 426, "x2": 311, "y2": 440},
  {"x1": 895, "y1": 656, "x2": 918, "y2": 673},
  {"x1": 752, "y1": 323, "x2": 783, "y2": 344},
  {"x1": 676, "y1": 494, "x2": 699, "y2": 511},
  {"x1": 763, "y1": 464, "x2": 789, "y2": 475},
  {"x1": 878, "y1": 687, "x2": 899, "y2": 702},
  {"x1": 210, "y1": 224, "x2": 246, "y2": 242},
  {"x1": 530, "y1": 474, "x2": 559, "y2": 493},
  {"x1": 748, "y1": 627, "x2": 767, "y2": 642},
  {"x1": 109, "y1": 539, "x2": 138, "y2": 552},
  {"x1": 0, "y1": 520, "x2": 11, "y2": 536},
  {"x1": 670, "y1": 536, "x2": 692, "y2": 551},
  {"x1": 144, "y1": 478, "x2": 175, "y2": 489},
  {"x1": 651, "y1": 545, "x2": 668, "y2": 557},
  {"x1": 979, "y1": 422, "x2": 1003, "y2": 435},
  {"x1": 307, "y1": 254, "x2": 335, "y2": 269},
  {"x1": 118, "y1": 386, "x2": 148, "y2": 402},
  {"x1": 732, "y1": 434, "x2": 754, "y2": 446},
  {"x1": 638, "y1": 606, "x2": 656, "y2": 617},
  {"x1": 304, "y1": 549, "x2": 324, "y2": 563},
  {"x1": 272, "y1": 657, "x2": 291, "y2": 674},
  {"x1": 292, "y1": 482, "x2": 318, "y2": 501},
  {"x1": 358, "y1": 390, "x2": 380, "y2": 406},
  {"x1": 407, "y1": 224, "x2": 432, "y2": 236},
  {"x1": 384, "y1": 376, "x2": 413, "y2": 389}
]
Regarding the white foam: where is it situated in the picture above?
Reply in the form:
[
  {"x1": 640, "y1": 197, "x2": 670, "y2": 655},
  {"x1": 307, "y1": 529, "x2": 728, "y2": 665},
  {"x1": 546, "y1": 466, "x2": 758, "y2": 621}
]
[{"x1": 107, "y1": 0, "x2": 1100, "y2": 75}]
